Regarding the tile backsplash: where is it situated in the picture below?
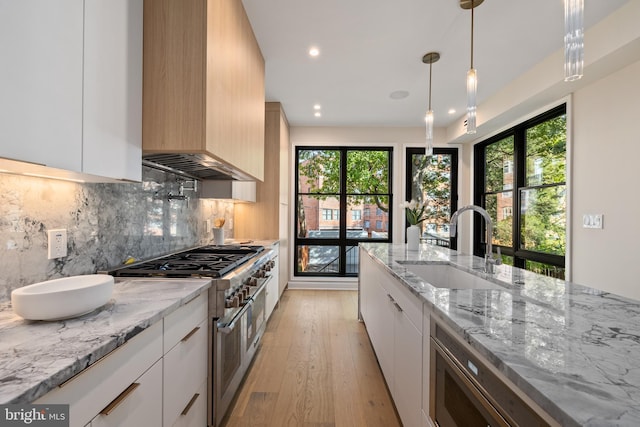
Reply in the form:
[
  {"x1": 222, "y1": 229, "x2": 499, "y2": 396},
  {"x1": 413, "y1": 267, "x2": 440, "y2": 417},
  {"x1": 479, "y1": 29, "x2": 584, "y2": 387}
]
[{"x1": 0, "y1": 166, "x2": 234, "y2": 302}]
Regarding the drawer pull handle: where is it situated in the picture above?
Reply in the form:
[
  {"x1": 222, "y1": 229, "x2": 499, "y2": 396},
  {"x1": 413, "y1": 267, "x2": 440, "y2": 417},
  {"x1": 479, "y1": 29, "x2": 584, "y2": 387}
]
[
  {"x1": 181, "y1": 326, "x2": 200, "y2": 342},
  {"x1": 181, "y1": 393, "x2": 200, "y2": 416},
  {"x1": 100, "y1": 382, "x2": 140, "y2": 415}
]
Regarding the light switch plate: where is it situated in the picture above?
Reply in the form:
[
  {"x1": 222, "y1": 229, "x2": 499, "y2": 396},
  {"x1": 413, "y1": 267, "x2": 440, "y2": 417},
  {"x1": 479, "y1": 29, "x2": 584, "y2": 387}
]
[{"x1": 583, "y1": 214, "x2": 603, "y2": 229}]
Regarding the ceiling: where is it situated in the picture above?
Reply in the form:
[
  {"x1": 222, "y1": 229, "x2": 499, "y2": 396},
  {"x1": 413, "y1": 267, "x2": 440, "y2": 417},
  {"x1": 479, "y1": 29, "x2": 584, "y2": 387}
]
[{"x1": 242, "y1": 0, "x2": 628, "y2": 128}]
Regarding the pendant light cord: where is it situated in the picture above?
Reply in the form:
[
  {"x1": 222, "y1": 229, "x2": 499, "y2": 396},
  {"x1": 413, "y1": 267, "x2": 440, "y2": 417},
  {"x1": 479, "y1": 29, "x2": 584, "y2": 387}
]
[
  {"x1": 470, "y1": 2, "x2": 474, "y2": 69},
  {"x1": 428, "y1": 62, "x2": 433, "y2": 110}
]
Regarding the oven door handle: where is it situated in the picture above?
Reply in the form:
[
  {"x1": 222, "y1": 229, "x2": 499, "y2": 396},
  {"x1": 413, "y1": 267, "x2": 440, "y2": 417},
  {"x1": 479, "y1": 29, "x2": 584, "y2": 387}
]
[{"x1": 217, "y1": 302, "x2": 251, "y2": 334}]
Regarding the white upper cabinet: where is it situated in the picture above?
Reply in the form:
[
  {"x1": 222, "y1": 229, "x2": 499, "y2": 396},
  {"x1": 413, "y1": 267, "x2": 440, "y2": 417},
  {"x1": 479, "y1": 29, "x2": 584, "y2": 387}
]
[
  {"x1": 0, "y1": 0, "x2": 84, "y2": 171},
  {"x1": 0, "y1": 0, "x2": 142, "y2": 182},
  {"x1": 83, "y1": 0, "x2": 143, "y2": 182}
]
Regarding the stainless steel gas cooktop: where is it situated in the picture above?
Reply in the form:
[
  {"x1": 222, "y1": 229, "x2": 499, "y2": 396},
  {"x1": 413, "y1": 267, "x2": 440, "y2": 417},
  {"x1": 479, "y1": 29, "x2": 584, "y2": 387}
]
[{"x1": 105, "y1": 245, "x2": 264, "y2": 278}]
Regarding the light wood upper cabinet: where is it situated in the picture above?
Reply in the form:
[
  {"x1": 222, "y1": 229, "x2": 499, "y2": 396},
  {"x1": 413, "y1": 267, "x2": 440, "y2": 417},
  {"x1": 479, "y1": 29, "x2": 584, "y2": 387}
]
[
  {"x1": 235, "y1": 103, "x2": 290, "y2": 296},
  {"x1": 143, "y1": 0, "x2": 265, "y2": 181}
]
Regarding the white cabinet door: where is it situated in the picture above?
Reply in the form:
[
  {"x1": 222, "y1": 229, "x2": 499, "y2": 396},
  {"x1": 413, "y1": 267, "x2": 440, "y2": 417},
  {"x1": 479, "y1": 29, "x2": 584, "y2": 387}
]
[
  {"x1": 394, "y1": 308, "x2": 422, "y2": 427},
  {"x1": 361, "y1": 252, "x2": 424, "y2": 427},
  {"x1": 164, "y1": 318, "x2": 208, "y2": 427},
  {"x1": 83, "y1": 0, "x2": 142, "y2": 181},
  {"x1": 0, "y1": 0, "x2": 83, "y2": 171},
  {"x1": 266, "y1": 249, "x2": 279, "y2": 320},
  {"x1": 91, "y1": 360, "x2": 162, "y2": 427},
  {"x1": 360, "y1": 253, "x2": 394, "y2": 384},
  {"x1": 171, "y1": 381, "x2": 207, "y2": 427},
  {"x1": 422, "y1": 305, "x2": 434, "y2": 427}
]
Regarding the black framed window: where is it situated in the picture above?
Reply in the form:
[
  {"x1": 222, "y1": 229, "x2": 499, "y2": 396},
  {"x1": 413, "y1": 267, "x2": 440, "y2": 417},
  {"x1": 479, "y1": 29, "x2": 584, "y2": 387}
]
[
  {"x1": 474, "y1": 104, "x2": 566, "y2": 278},
  {"x1": 405, "y1": 147, "x2": 459, "y2": 249},
  {"x1": 295, "y1": 147, "x2": 393, "y2": 277}
]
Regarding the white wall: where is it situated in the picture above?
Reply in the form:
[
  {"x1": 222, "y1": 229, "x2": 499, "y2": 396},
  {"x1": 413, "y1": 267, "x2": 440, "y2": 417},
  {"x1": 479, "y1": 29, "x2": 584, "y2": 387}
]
[{"x1": 571, "y1": 60, "x2": 640, "y2": 299}]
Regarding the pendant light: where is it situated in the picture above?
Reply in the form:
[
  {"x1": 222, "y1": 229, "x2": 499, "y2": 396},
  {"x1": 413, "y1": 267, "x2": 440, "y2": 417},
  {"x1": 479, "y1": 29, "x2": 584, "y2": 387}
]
[
  {"x1": 564, "y1": 0, "x2": 584, "y2": 81},
  {"x1": 422, "y1": 52, "x2": 440, "y2": 157},
  {"x1": 461, "y1": 0, "x2": 483, "y2": 134}
]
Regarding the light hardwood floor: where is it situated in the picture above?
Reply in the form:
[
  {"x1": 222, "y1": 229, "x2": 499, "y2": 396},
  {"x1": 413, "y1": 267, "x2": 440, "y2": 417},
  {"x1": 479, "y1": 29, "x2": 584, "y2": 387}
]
[{"x1": 221, "y1": 289, "x2": 402, "y2": 427}]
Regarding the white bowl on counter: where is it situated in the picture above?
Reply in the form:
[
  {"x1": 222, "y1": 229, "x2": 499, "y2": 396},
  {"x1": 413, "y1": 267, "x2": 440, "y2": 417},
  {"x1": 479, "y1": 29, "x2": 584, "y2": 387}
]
[{"x1": 11, "y1": 274, "x2": 114, "y2": 321}]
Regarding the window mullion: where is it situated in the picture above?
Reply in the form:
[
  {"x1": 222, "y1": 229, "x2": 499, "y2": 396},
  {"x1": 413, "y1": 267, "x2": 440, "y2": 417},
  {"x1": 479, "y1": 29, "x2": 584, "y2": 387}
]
[{"x1": 514, "y1": 127, "x2": 526, "y2": 269}]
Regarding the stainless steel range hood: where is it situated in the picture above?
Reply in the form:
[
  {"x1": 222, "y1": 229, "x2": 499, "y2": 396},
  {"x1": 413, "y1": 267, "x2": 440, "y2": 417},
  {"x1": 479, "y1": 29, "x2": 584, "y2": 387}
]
[
  {"x1": 142, "y1": 153, "x2": 255, "y2": 181},
  {"x1": 200, "y1": 180, "x2": 256, "y2": 202}
]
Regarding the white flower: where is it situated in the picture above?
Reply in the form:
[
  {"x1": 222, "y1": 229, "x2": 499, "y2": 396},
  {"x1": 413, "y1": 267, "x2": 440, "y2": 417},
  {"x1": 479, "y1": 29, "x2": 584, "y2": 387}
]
[{"x1": 402, "y1": 199, "x2": 428, "y2": 225}]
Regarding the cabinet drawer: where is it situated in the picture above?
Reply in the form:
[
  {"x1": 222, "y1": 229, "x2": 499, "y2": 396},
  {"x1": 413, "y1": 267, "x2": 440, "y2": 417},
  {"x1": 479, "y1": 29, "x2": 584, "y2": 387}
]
[
  {"x1": 163, "y1": 318, "x2": 208, "y2": 427},
  {"x1": 35, "y1": 321, "x2": 162, "y2": 427},
  {"x1": 164, "y1": 292, "x2": 207, "y2": 354},
  {"x1": 90, "y1": 360, "x2": 162, "y2": 427},
  {"x1": 382, "y1": 270, "x2": 423, "y2": 332},
  {"x1": 171, "y1": 380, "x2": 207, "y2": 427}
]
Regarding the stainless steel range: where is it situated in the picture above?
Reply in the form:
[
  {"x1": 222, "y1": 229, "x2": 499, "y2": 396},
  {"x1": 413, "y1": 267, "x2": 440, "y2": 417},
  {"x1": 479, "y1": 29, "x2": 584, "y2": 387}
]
[{"x1": 105, "y1": 244, "x2": 276, "y2": 427}]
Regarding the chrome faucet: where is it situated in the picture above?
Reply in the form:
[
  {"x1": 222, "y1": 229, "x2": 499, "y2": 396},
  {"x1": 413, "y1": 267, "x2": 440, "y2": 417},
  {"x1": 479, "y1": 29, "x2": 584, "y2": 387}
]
[{"x1": 449, "y1": 205, "x2": 502, "y2": 274}]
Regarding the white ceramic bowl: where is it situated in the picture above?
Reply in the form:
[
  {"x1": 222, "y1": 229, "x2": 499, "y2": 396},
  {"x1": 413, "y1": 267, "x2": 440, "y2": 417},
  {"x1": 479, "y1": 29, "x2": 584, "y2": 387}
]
[{"x1": 11, "y1": 274, "x2": 114, "y2": 321}]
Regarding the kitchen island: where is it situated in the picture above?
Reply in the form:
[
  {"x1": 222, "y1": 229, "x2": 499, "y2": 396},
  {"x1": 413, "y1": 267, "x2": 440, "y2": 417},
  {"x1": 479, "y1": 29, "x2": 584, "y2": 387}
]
[
  {"x1": 360, "y1": 242, "x2": 640, "y2": 427},
  {"x1": 0, "y1": 277, "x2": 211, "y2": 405}
]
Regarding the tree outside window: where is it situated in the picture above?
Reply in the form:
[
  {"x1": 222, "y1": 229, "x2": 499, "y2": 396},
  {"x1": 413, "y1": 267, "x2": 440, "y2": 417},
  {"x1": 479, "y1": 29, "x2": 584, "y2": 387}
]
[
  {"x1": 295, "y1": 148, "x2": 392, "y2": 276},
  {"x1": 476, "y1": 105, "x2": 566, "y2": 278}
]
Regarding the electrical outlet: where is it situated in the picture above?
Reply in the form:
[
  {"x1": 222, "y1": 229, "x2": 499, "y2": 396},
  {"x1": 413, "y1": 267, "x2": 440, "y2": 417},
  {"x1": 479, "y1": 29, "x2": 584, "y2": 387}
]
[
  {"x1": 206, "y1": 219, "x2": 212, "y2": 233},
  {"x1": 47, "y1": 229, "x2": 68, "y2": 259},
  {"x1": 583, "y1": 214, "x2": 604, "y2": 229}
]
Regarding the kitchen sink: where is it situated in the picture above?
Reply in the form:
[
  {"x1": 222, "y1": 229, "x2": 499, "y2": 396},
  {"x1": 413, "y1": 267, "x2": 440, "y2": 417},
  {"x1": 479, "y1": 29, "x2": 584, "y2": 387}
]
[
  {"x1": 399, "y1": 263, "x2": 504, "y2": 290},
  {"x1": 11, "y1": 275, "x2": 114, "y2": 321}
]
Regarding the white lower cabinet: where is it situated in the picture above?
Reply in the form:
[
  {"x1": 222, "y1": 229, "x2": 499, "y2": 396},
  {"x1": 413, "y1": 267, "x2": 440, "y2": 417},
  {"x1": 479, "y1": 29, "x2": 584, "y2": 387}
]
[
  {"x1": 265, "y1": 246, "x2": 280, "y2": 321},
  {"x1": 359, "y1": 252, "x2": 423, "y2": 427},
  {"x1": 422, "y1": 305, "x2": 435, "y2": 427},
  {"x1": 171, "y1": 381, "x2": 207, "y2": 427},
  {"x1": 35, "y1": 292, "x2": 208, "y2": 427},
  {"x1": 394, "y1": 306, "x2": 422, "y2": 427},
  {"x1": 163, "y1": 293, "x2": 208, "y2": 427},
  {"x1": 90, "y1": 360, "x2": 162, "y2": 427},
  {"x1": 163, "y1": 316, "x2": 207, "y2": 427},
  {"x1": 35, "y1": 321, "x2": 163, "y2": 427}
]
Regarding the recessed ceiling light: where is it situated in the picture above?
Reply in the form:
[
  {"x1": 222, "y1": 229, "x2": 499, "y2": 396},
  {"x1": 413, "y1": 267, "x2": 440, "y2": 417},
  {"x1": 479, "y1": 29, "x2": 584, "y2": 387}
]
[
  {"x1": 309, "y1": 47, "x2": 320, "y2": 57},
  {"x1": 314, "y1": 112, "x2": 322, "y2": 117},
  {"x1": 448, "y1": 108, "x2": 456, "y2": 115},
  {"x1": 389, "y1": 90, "x2": 409, "y2": 100},
  {"x1": 313, "y1": 104, "x2": 321, "y2": 110}
]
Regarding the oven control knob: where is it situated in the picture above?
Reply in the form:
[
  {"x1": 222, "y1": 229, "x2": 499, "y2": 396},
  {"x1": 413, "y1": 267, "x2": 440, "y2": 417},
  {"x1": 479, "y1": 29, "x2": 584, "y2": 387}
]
[
  {"x1": 248, "y1": 277, "x2": 258, "y2": 286},
  {"x1": 264, "y1": 264, "x2": 272, "y2": 272},
  {"x1": 232, "y1": 295, "x2": 240, "y2": 307},
  {"x1": 254, "y1": 270, "x2": 265, "y2": 278}
]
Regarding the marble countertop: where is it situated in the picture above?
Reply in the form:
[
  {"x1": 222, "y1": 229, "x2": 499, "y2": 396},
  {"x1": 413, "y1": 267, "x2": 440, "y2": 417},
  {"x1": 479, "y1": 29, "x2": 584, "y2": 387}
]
[
  {"x1": 0, "y1": 277, "x2": 211, "y2": 404},
  {"x1": 360, "y1": 242, "x2": 640, "y2": 427}
]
